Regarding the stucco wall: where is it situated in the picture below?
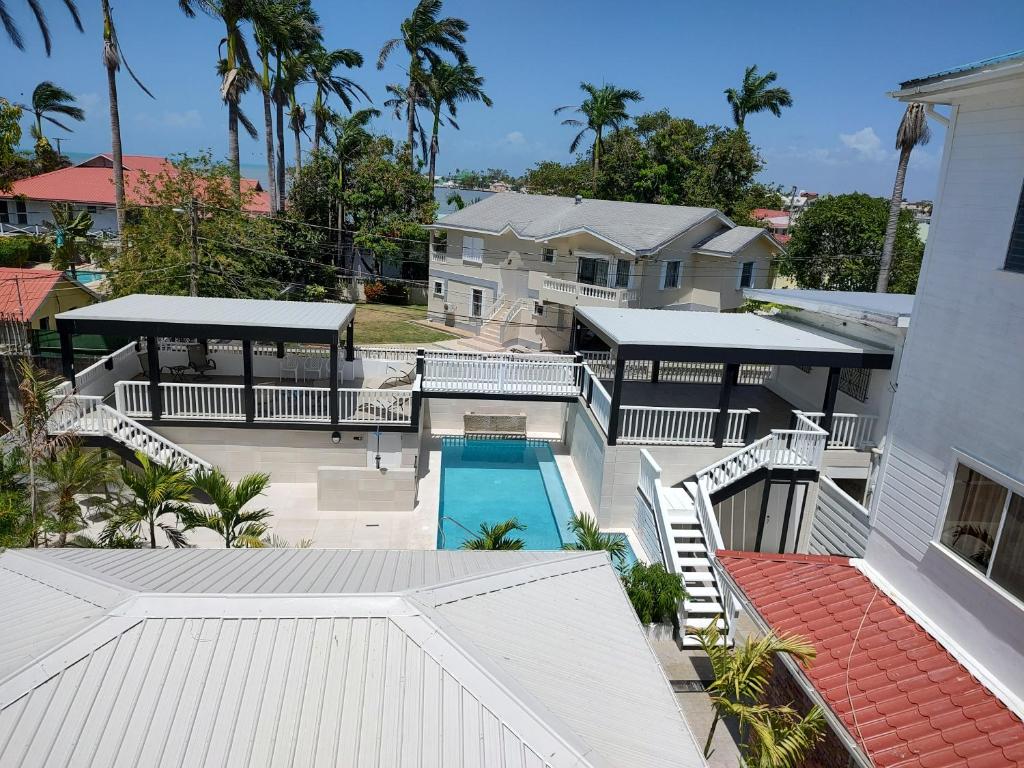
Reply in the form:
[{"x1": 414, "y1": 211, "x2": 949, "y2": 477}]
[
  {"x1": 31, "y1": 277, "x2": 94, "y2": 329},
  {"x1": 423, "y1": 397, "x2": 568, "y2": 438}
]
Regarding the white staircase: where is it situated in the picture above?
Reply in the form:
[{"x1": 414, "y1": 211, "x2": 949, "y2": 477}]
[
  {"x1": 51, "y1": 396, "x2": 211, "y2": 475},
  {"x1": 478, "y1": 297, "x2": 524, "y2": 347}
]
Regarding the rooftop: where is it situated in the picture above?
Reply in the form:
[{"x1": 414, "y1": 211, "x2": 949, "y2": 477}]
[
  {"x1": 0, "y1": 549, "x2": 706, "y2": 768},
  {"x1": 56, "y1": 294, "x2": 355, "y2": 344},
  {"x1": 743, "y1": 288, "x2": 914, "y2": 328},
  {"x1": 893, "y1": 50, "x2": 1024, "y2": 102},
  {"x1": 432, "y1": 191, "x2": 722, "y2": 255},
  {"x1": 718, "y1": 551, "x2": 1024, "y2": 768},
  {"x1": 0, "y1": 268, "x2": 70, "y2": 321},
  {"x1": 695, "y1": 226, "x2": 783, "y2": 257}
]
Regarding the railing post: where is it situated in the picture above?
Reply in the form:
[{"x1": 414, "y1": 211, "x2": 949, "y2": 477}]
[
  {"x1": 242, "y1": 340, "x2": 255, "y2": 423},
  {"x1": 606, "y1": 357, "x2": 626, "y2": 446},
  {"x1": 820, "y1": 367, "x2": 840, "y2": 443},
  {"x1": 713, "y1": 363, "x2": 738, "y2": 447},
  {"x1": 743, "y1": 408, "x2": 760, "y2": 445},
  {"x1": 146, "y1": 336, "x2": 161, "y2": 422},
  {"x1": 651, "y1": 359, "x2": 660, "y2": 383},
  {"x1": 329, "y1": 341, "x2": 340, "y2": 426},
  {"x1": 345, "y1": 321, "x2": 355, "y2": 362}
]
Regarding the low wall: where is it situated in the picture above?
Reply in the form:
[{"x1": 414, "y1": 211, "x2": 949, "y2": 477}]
[
  {"x1": 317, "y1": 466, "x2": 417, "y2": 511},
  {"x1": 424, "y1": 398, "x2": 567, "y2": 438}
]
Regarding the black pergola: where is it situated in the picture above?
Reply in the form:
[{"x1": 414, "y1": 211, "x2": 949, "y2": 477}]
[
  {"x1": 572, "y1": 307, "x2": 894, "y2": 446},
  {"x1": 56, "y1": 294, "x2": 356, "y2": 425}
]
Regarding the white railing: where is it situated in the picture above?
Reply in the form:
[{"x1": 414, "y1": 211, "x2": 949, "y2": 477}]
[
  {"x1": 425, "y1": 349, "x2": 574, "y2": 363},
  {"x1": 115, "y1": 380, "x2": 150, "y2": 418},
  {"x1": 724, "y1": 408, "x2": 755, "y2": 445},
  {"x1": 577, "y1": 352, "x2": 774, "y2": 385},
  {"x1": 484, "y1": 293, "x2": 507, "y2": 323},
  {"x1": 74, "y1": 342, "x2": 137, "y2": 392},
  {"x1": 619, "y1": 407, "x2": 718, "y2": 445},
  {"x1": 541, "y1": 277, "x2": 636, "y2": 307},
  {"x1": 338, "y1": 387, "x2": 414, "y2": 423},
  {"x1": 254, "y1": 386, "x2": 331, "y2": 423},
  {"x1": 500, "y1": 301, "x2": 525, "y2": 345},
  {"x1": 582, "y1": 364, "x2": 612, "y2": 434},
  {"x1": 636, "y1": 449, "x2": 673, "y2": 568},
  {"x1": 797, "y1": 411, "x2": 878, "y2": 450},
  {"x1": 160, "y1": 382, "x2": 246, "y2": 421},
  {"x1": 423, "y1": 356, "x2": 578, "y2": 396},
  {"x1": 429, "y1": 245, "x2": 447, "y2": 263},
  {"x1": 355, "y1": 346, "x2": 418, "y2": 363}
]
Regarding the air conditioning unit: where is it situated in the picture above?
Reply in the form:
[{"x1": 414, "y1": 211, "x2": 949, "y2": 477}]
[{"x1": 443, "y1": 302, "x2": 457, "y2": 312}]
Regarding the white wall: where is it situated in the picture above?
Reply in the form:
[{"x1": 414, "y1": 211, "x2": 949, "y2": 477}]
[
  {"x1": 865, "y1": 83, "x2": 1024, "y2": 706},
  {"x1": 0, "y1": 198, "x2": 118, "y2": 233},
  {"x1": 424, "y1": 398, "x2": 567, "y2": 438}
]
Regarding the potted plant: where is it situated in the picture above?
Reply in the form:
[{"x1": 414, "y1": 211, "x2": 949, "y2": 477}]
[{"x1": 621, "y1": 562, "x2": 687, "y2": 642}]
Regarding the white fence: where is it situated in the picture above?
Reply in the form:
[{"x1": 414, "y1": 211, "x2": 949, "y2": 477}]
[
  {"x1": 423, "y1": 356, "x2": 578, "y2": 396},
  {"x1": 541, "y1": 278, "x2": 637, "y2": 307},
  {"x1": 808, "y1": 475, "x2": 871, "y2": 557},
  {"x1": 797, "y1": 411, "x2": 878, "y2": 450},
  {"x1": 579, "y1": 352, "x2": 774, "y2": 385},
  {"x1": 254, "y1": 386, "x2": 332, "y2": 423},
  {"x1": 581, "y1": 365, "x2": 612, "y2": 434},
  {"x1": 617, "y1": 407, "x2": 756, "y2": 446},
  {"x1": 162, "y1": 382, "x2": 246, "y2": 421}
]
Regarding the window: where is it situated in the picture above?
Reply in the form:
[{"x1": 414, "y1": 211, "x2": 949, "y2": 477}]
[
  {"x1": 0, "y1": 201, "x2": 8, "y2": 224},
  {"x1": 533, "y1": 301, "x2": 544, "y2": 317},
  {"x1": 462, "y1": 236, "x2": 484, "y2": 264},
  {"x1": 542, "y1": 248, "x2": 556, "y2": 263},
  {"x1": 577, "y1": 256, "x2": 608, "y2": 286},
  {"x1": 1006, "y1": 180, "x2": 1024, "y2": 273},
  {"x1": 612, "y1": 259, "x2": 630, "y2": 289},
  {"x1": 38, "y1": 317, "x2": 50, "y2": 330},
  {"x1": 471, "y1": 288, "x2": 483, "y2": 318},
  {"x1": 660, "y1": 260, "x2": 681, "y2": 290},
  {"x1": 15, "y1": 200, "x2": 27, "y2": 225},
  {"x1": 432, "y1": 280, "x2": 445, "y2": 298},
  {"x1": 940, "y1": 461, "x2": 1024, "y2": 602},
  {"x1": 839, "y1": 368, "x2": 871, "y2": 402},
  {"x1": 737, "y1": 261, "x2": 756, "y2": 289}
]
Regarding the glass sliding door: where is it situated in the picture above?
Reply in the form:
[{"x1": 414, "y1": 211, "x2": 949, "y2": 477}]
[{"x1": 577, "y1": 256, "x2": 608, "y2": 286}]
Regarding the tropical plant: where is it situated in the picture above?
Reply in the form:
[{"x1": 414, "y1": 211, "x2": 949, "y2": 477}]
[
  {"x1": 383, "y1": 82, "x2": 429, "y2": 163},
  {"x1": 562, "y1": 511, "x2": 626, "y2": 564},
  {"x1": 724, "y1": 65, "x2": 793, "y2": 131},
  {"x1": 40, "y1": 445, "x2": 117, "y2": 546},
  {"x1": 621, "y1": 561, "x2": 685, "y2": 627},
  {"x1": 0, "y1": 0, "x2": 82, "y2": 55},
  {"x1": 554, "y1": 81, "x2": 642, "y2": 175},
  {"x1": 878, "y1": 102, "x2": 931, "y2": 292},
  {"x1": 46, "y1": 202, "x2": 92, "y2": 277},
  {"x1": 459, "y1": 517, "x2": 527, "y2": 550},
  {"x1": 306, "y1": 44, "x2": 366, "y2": 152},
  {"x1": 422, "y1": 60, "x2": 491, "y2": 186},
  {"x1": 182, "y1": 468, "x2": 272, "y2": 547},
  {"x1": 446, "y1": 191, "x2": 464, "y2": 210},
  {"x1": 691, "y1": 619, "x2": 823, "y2": 763},
  {"x1": 377, "y1": 0, "x2": 469, "y2": 167},
  {"x1": 0, "y1": 444, "x2": 32, "y2": 547},
  {"x1": 20, "y1": 81, "x2": 84, "y2": 148},
  {"x1": 101, "y1": 451, "x2": 193, "y2": 548},
  {"x1": 0, "y1": 98, "x2": 23, "y2": 194}
]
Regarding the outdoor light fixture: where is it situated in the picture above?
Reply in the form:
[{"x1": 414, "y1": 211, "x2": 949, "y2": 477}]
[{"x1": 331, "y1": 431, "x2": 341, "y2": 444}]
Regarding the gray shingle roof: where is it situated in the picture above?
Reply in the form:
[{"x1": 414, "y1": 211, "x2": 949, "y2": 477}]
[
  {"x1": 0, "y1": 549, "x2": 706, "y2": 768},
  {"x1": 696, "y1": 226, "x2": 778, "y2": 256},
  {"x1": 433, "y1": 192, "x2": 720, "y2": 255}
]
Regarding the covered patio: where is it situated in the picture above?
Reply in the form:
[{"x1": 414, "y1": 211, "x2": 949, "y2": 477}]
[{"x1": 573, "y1": 307, "x2": 894, "y2": 448}]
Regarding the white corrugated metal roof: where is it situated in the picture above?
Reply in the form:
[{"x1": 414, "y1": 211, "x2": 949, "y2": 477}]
[
  {"x1": 0, "y1": 549, "x2": 706, "y2": 768},
  {"x1": 433, "y1": 192, "x2": 721, "y2": 255},
  {"x1": 56, "y1": 294, "x2": 354, "y2": 332},
  {"x1": 743, "y1": 288, "x2": 914, "y2": 327}
]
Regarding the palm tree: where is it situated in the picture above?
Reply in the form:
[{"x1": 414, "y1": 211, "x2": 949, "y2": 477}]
[
  {"x1": 21, "y1": 81, "x2": 84, "y2": 148},
  {"x1": 306, "y1": 44, "x2": 366, "y2": 153},
  {"x1": 102, "y1": 451, "x2": 192, "y2": 548},
  {"x1": 460, "y1": 517, "x2": 526, "y2": 550},
  {"x1": 0, "y1": 0, "x2": 82, "y2": 55},
  {"x1": 325, "y1": 107, "x2": 379, "y2": 272},
  {"x1": 383, "y1": 82, "x2": 428, "y2": 162},
  {"x1": 724, "y1": 65, "x2": 793, "y2": 131},
  {"x1": 554, "y1": 82, "x2": 642, "y2": 175},
  {"x1": 877, "y1": 102, "x2": 931, "y2": 293},
  {"x1": 621, "y1": 561, "x2": 685, "y2": 628},
  {"x1": 562, "y1": 511, "x2": 626, "y2": 564},
  {"x1": 691, "y1": 619, "x2": 822, "y2": 762},
  {"x1": 377, "y1": 0, "x2": 468, "y2": 168},
  {"x1": 182, "y1": 467, "x2": 272, "y2": 547},
  {"x1": 47, "y1": 202, "x2": 92, "y2": 278},
  {"x1": 422, "y1": 60, "x2": 491, "y2": 186},
  {"x1": 40, "y1": 445, "x2": 116, "y2": 546}
]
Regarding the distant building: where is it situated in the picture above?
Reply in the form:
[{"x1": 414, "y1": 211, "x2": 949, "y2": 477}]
[
  {"x1": 0, "y1": 267, "x2": 93, "y2": 332},
  {"x1": 751, "y1": 207, "x2": 791, "y2": 244}
]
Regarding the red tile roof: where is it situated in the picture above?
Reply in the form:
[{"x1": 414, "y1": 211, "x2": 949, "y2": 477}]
[
  {"x1": 718, "y1": 550, "x2": 1024, "y2": 768},
  {"x1": 752, "y1": 208, "x2": 789, "y2": 220},
  {"x1": 0, "y1": 268, "x2": 63, "y2": 321},
  {"x1": 4, "y1": 154, "x2": 271, "y2": 214}
]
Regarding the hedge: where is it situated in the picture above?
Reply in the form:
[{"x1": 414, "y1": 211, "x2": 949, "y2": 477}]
[{"x1": 0, "y1": 236, "x2": 52, "y2": 267}]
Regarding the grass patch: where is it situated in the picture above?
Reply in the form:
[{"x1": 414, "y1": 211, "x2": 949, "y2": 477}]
[{"x1": 353, "y1": 303, "x2": 457, "y2": 345}]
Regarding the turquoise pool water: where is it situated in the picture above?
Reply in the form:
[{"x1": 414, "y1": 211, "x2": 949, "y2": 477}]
[
  {"x1": 67, "y1": 270, "x2": 106, "y2": 284},
  {"x1": 438, "y1": 438, "x2": 574, "y2": 549},
  {"x1": 609, "y1": 533, "x2": 639, "y2": 570}
]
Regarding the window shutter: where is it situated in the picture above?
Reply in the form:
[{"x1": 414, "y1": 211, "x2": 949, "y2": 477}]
[
  {"x1": 659, "y1": 261, "x2": 668, "y2": 289},
  {"x1": 1006, "y1": 181, "x2": 1024, "y2": 273}
]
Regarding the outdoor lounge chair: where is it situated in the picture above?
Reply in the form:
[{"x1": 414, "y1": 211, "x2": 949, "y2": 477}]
[{"x1": 186, "y1": 343, "x2": 217, "y2": 378}]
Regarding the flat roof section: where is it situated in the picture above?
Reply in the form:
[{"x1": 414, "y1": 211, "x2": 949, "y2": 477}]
[
  {"x1": 575, "y1": 307, "x2": 894, "y2": 368},
  {"x1": 56, "y1": 294, "x2": 355, "y2": 344},
  {"x1": 743, "y1": 288, "x2": 913, "y2": 327}
]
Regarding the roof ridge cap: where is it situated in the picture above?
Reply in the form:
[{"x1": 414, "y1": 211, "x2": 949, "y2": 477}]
[{"x1": 716, "y1": 549, "x2": 852, "y2": 566}]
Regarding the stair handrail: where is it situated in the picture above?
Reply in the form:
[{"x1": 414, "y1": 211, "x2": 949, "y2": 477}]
[
  {"x1": 637, "y1": 449, "x2": 674, "y2": 569},
  {"x1": 484, "y1": 293, "x2": 507, "y2": 323}
]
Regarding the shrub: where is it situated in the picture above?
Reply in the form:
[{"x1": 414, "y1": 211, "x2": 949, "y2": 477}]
[
  {"x1": 0, "y1": 236, "x2": 51, "y2": 267},
  {"x1": 362, "y1": 280, "x2": 386, "y2": 303},
  {"x1": 302, "y1": 284, "x2": 328, "y2": 301},
  {"x1": 379, "y1": 280, "x2": 409, "y2": 305},
  {"x1": 622, "y1": 562, "x2": 686, "y2": 627}
]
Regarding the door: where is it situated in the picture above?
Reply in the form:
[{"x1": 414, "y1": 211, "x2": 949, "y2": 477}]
[
  {"x1": 577, "y1": 257, "x2": 608, "y2": 286},
  {"x1": 471, "y1": 288, "x2": 483, "y2": 318}
]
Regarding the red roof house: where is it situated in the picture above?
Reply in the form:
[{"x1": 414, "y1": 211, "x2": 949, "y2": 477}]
[
  {"x1": 0, "y1": 267, "x2": 94, "y2": 328},
  {"x1": 718, "y1": 550, "x2": 1024, "y2": 767}
]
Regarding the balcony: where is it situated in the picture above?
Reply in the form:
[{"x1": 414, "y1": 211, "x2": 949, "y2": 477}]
[{"x1": 537, "y1": 276, "x2": 638, "y2": 308}]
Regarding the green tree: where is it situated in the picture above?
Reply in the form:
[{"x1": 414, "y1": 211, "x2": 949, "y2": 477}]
[
  {"x1": 422, "y1": 61, "x2": 491, "y2": 186},
  {"x1": 102, "y1": 451, "x2": 192, "y2": 548},
  {"x1": 521, "y1": 159, "x2": 592, "y2": 197},
  {"x1": 104, "y1": 152, "x2": 286, "y2": 298},
  {"x1": 779, "y1": 192, "x2": 923, "y2": 292},
  {"x1": 878, "y1": 102, "x2": 931, "y2": 292},
  {"x1": 459, "y1": 517, "x2": 527, "y2": 550},
  {"x1": 0, "y1": 0, "x2": 82, "y2": 55},
  {"x1": 691, "y1": 619, "x2": 824, "y2": 765},
  {"x1": 621, "y1": 561, "x2": 686, "y2": 628},
  {"x1": 46, "y1": 202, "x2": 93, "y2": 277},
  {"x1": 306, "y1": 44, "x2": 366, "y2": 153},
  {"x1": 40, "y1": 445, "x2": 117, "y2": 546},
  {"x1": 0, "y1": 445, "x2": 32, "y2": 547},
  {"x1": 555, "y1": 82, "x2": 642, "y2": 176},
  {"x1": 724, "y1": 65, "x2": 793, "y2": 131},
  {"x1": 20, "y1": 80, "x2": 84, "y2": 149},
  {"x1": 562, "y1": 511, "x2": 627, "y2": 564},
  {"x1": 377, "y1": 0, "x2": 469, "y2": 167},
  {"x1": 0, "y1": 97, "x2": 23, "y2": 193},
  {"x1": 182, "y1": 467, "x2": 272, "y2": 547}
]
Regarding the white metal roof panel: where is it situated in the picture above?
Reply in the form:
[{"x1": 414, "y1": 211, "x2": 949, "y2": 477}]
[
  {"x1": 56, "y1": 294, "x2": 354, "y2": 332},
  {"x1": 743, "y1": 288, "x2": 914, "y2": 326}
]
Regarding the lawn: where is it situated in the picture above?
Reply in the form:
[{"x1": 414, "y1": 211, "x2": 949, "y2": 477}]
[{"x1": 353, "y1": 303, "x2": 457, "y2": 345}]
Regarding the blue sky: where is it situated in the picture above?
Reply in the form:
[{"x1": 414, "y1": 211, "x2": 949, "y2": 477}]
[{"x1": 5, "y1": 0, "x2": 1023, "y2": 201}]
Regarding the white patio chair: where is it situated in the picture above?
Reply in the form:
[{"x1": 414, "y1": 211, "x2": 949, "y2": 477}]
[
  {"x1": 303, "y1": 356, "x2": 324, "y2": 382},
  {"x1": 280, "y1": 355, "x2": 299, "y2": 383}
]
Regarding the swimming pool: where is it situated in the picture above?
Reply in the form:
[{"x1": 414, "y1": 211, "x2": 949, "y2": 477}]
[
  {"x1": 438, "y1": 437, "x2": 574, "y2": 550},
  {"x1": 67, "y1": 270, "x2": 106, "y2": 284}
]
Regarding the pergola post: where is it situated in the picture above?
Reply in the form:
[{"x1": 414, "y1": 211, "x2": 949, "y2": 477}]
[
  {"x1": 58, "y1": 327, "x2": 76, "y2": 389},
  {"x1": 329, "y1": 340, "x2": 340, "y2": 425},
  {"x1": 714, "y1": 363, "x2": 739, "y2": 447},
  {"x1": 146, "y1": 336, "x2": 161, "y2": 421},
  {"x1": 651, "y1": 359, "x2": 660, "y2": 383},
  {"x1": 606, "y1": 356, "x2": 626, "y2": 446},
  {"x1": 242, "y1": 339, "x2": 255, "y2": 423},
  {"x1": 345, "y1": 321, "x2": 354, "y2": 362},
  {"x1": 821, "y1": 366, "x2": 841, "y2": 440}
]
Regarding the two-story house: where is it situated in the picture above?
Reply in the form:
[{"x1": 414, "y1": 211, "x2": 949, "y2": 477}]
[
  {"x1": 428, "y1": 193, "x2": 783, "y2": 350},
  {"x1": 709, "y1": 51, "x2": 1024, "y2": 767}
]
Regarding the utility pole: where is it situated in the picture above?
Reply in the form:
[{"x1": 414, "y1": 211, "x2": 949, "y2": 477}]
[{"x1": 188, "y1": 197, "x2": 199, "y2": 297}]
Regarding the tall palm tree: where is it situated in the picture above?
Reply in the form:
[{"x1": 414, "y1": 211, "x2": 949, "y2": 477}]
[
  {"x1": 182, "y1": 467, "x2": 272, "y2": 547},
  {"x1": 422, "y1": 60, "x2": 491, "y2": 186},
  {"x1": 383, "y1": 82, "x2": 428, "y2": 162},
  {"x1": 877, "y1": 102, "x2": 931, "y2": 292},
  {"x1": 691, "y1": 619, "x2": 822, "y2": 762},
  {"x1": 554, "y1": 82, "x2": 642, "y2": 175},
  {"x1": 325, "y1": 107, "x2": 379, "y2": 271},
  {"x1": 102, "y1": 451, "x2": 192, "y2": 548},
  {"x1": 40, "y1": 445, "x2": 116, "y2": 546},
  {"x1": 460, "y1": 517, "x2": 526, "y2": 550},
  {"x1": 306, "y1": 44, "x2": 366, "y2": 153},
  {"x1": 21, "y1": 81, "x2": 84, "y2": 147},
  {"x1": 0, "y1": 0, "x2": 82, "y2": 55},
  {"x1": 724, "y1": 65, "x2": 793, "y2": 131},
  {"x1": 377, "y1": 0, "x2": 468, "y2": 168},
  {"x1": 562, "y1": 511, "x2": 626, "y2": 564}
]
